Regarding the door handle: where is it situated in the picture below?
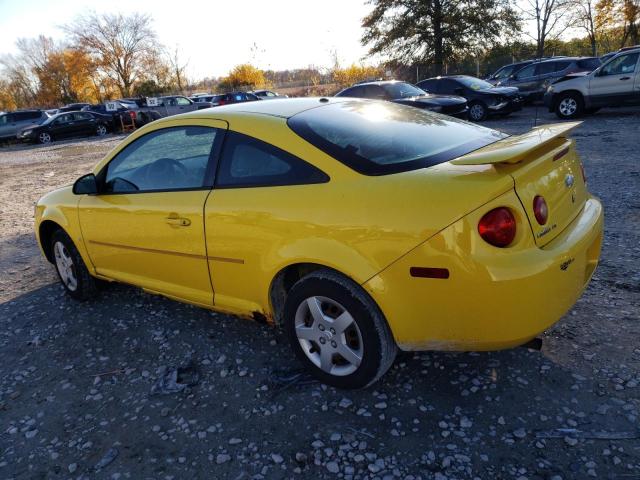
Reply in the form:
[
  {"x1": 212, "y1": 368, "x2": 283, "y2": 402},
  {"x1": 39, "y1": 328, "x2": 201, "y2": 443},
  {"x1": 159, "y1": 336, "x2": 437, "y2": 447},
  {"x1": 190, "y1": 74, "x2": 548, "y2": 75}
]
[
  {"x1": 620, "y1": 77, "x2": 631, "y2": 80},
  {"x1": 165, "y1": 214, "x2": 191, "y2": 227}
]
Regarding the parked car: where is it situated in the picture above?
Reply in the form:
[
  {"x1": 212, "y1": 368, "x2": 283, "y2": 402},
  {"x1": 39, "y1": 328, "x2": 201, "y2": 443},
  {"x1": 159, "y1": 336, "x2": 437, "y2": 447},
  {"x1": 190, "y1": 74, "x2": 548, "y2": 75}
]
[
  {"x1": 600, "y1": 45, "x2": 640, "y2": 64},
  {"x1": 35, "y1": 97, "x2": 603, "y2": 388},
  {"x1": 0, "y1": 110, "x2": 49, "y2": 142},
  {"x1": 416, "y1": 76, "x2": 523, "y2": 121},
  {"x1": 214, "y1": 92, "x2": 261, "y2": 106},
  {"x1": 544, "y1": 47, "x2": 640, "y2": 118},
  {"x1": 497, "y1": 57, "x2": 601, "y2": 102},
  {"x1": 17, "y1": 111, "x2": 111, "y2": 144},
  {"x1": 250, "y1": 90, "x2": 288, "y2": 99},
  {"x1": 485, "y1": 60, "x2": 536, "y2": 85},
  {"x1": 82, "y1": 102, "x2": 138, "y2": 132},
  {"x1": 335, "y1": 80, "x2": 468, "y2": 118},
  {"x1": 57, "y1": 103, "x2": 92, "y2": 113},
  {"x1": 485, "y1": 57, "x2": 569, "y2": 85},
  {"x1": 189, "y1": 94, "x2": 223, "y2": 104}
]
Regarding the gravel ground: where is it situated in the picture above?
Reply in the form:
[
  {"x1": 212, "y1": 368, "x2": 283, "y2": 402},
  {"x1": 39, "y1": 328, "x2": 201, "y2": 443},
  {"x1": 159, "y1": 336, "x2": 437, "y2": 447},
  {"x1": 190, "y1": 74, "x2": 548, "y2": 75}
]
[{"x1": 0, "y1": 107, "x2": 639, "y2": 479}]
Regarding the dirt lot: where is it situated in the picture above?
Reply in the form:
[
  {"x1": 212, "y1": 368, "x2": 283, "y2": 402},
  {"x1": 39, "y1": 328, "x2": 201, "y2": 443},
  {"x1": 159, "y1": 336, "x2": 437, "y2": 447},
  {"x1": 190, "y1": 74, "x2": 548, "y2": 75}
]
[{"x1": 0, "y1": 106, "x2": 639, "y2": 479}]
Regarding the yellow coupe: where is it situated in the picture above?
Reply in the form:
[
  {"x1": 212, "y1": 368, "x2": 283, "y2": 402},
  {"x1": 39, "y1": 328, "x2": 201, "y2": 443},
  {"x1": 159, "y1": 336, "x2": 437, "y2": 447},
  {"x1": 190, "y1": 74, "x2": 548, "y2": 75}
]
[{"x1": 35, "y1": 98, "x2": 603, "y2": 388}]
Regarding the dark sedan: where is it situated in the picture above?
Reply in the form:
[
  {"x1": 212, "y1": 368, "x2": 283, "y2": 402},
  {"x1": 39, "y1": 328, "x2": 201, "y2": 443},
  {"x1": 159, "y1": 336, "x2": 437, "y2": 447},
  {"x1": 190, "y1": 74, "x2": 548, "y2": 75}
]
[
  {"x1": 335, "y1": 81, "x2": 468, "y2": 118},
  {"x1": 17, "y1": 111, "x2": 111, "y2": 144},
  {"x1": 416, "y1": 76, "x2": 523, "y2": 121}
]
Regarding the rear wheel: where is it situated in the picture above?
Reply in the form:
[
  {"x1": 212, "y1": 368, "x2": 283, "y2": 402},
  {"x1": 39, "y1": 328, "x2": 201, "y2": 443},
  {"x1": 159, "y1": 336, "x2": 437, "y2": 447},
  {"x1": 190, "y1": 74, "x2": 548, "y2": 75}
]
[
  {"x1": 555, "y1": 92, "x2": 584, "y2": 119},
  {"x1": 51, "y1": 229, "x2": 97, "y2": 301},
  {"x1": 468, "y1": 102, "x2": 488, "y2": 121},
  {"x1": 284, "y1": 270, "x2": 397, "y2": 389},
  {"x1": 96, "y1": 124, "x2": 107, "y2": 136}
]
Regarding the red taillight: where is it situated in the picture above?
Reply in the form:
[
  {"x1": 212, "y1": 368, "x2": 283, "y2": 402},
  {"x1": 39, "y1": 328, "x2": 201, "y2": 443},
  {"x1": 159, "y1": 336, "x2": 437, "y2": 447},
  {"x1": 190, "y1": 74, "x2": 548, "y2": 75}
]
[
  {"x1": 533, "y1": 195, "x2": 548, "y2": 225},
  {"x1": 580, "y1": 163, "x2": 587, "y2": 184},
  {"x1": 478, "y1": 207, "x2": 516, "y2": 248}
]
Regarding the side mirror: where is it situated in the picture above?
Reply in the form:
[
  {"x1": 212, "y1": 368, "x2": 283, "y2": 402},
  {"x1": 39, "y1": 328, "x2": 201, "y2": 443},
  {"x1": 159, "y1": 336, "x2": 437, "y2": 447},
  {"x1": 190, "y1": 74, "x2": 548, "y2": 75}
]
[{"x1": 73, "y1": 173, "x2": 98, "y2": 195}]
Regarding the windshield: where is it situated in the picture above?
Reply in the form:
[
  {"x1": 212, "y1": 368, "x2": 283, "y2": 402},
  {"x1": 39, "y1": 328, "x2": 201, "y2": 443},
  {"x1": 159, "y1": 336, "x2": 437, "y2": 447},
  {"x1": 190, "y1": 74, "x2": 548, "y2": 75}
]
[
  {"x1": 288, "y1": 100, "x2": 506, "y2": 175},
  {"x1": 457, "y1": 77, "x2": 494, "y2": 90},
  {"x1": 492, "y1": 66, "x2": 514, "y2": 80},
  {"x1": 382, "y1": 82, "x2": 427, "y2": 98}
]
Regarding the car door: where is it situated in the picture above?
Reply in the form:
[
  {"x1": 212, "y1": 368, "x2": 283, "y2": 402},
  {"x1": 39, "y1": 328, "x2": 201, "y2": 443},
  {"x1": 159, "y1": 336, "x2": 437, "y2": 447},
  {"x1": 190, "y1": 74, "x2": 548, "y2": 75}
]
[
  {"x1": 176, "y1": 96, "x2": 198, "y2": 112},
  {"x1": 203, "y1": 130, "x2": 329, "y2": 315},
  {"x1": 589, "y1": 52, "x2": 640, "y2": 106},
  {"x1": 78, "y1": 120, "x2": 227, "y2": 306},
  {"x1": 161, "y1": 97, "x2": 180, "y2": 116},
  {"x1": 49, "y1": 114, "x2": 75, "y2": 138},
  {"x1": 511, "y1": 64, "x2": 537, "y2": 94},
  {"x1": 71, "y1": 112, "x2": 95, "y2": 135}
]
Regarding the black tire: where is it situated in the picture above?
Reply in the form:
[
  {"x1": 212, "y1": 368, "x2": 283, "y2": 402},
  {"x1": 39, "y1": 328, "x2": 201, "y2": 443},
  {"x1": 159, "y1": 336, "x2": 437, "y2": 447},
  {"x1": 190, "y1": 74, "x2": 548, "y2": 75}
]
[
  {"x1": 468, "y1": 101, "x2": 488, "y2": 121},
  {"x1": 555, "y1": 92, "x2": 584, "y2": 119},
  {"x1": 96, "y1": 124, "x2": 108, "y2": 136},
  {"x1": 50, "y1": 229, "x2": 97, "y2": 301},
  {"x1": 283, "y1": 269, "x2": 397, "y2": 389}
]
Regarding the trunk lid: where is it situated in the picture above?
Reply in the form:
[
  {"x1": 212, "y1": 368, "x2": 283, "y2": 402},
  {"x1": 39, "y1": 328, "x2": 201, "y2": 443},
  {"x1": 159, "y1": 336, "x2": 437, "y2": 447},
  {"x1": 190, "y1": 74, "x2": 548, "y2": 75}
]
[{"x1": 451, "y1": 122, "x2": 588, "y2": 247}]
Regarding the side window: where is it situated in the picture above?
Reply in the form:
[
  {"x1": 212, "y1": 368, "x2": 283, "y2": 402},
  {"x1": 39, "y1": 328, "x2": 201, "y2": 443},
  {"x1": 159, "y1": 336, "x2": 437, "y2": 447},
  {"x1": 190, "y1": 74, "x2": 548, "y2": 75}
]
[
  {"x1": 74, "y1": 112, "x2": 92, "y2": 120},
  {"x1": 103, "y1": 126, "x2": 218, "y2": 193},
  {"x1": 439, "y1": 79, "x2": 459, "y2": 94},
  {"x1": 535, "y1": 62, "x2": 556, "y2": 75},
  {"x1": 553, "y1": 61, "x2": 571, "y2": 72},
  {"x1": 600, "y1": 53, "x2": 639, "y2": 76},
  {"x1": 176, "y1": 97, "x2": 191, "y2": 106},
  {"x1": 216, "y1": 131, "x2": 329, "y2": 188},
  {"x1": 578, "y1": 58, "x2": 601, "y2": 70},
  {"x1": 417, "y1": 80, "x2": 438, "y2": 93},
  {"x1": 54, "y1": 115, "x2": 70, "y2": 125},
  {"x1": 515, "y1": 64, "x2": 536, "y2": 79},
  {"x1": 0, "y1": 115, "x2": 7, "y2": 125},
  {"x1": 365, "y1": 85, "x2": 387, "y2": 99}
]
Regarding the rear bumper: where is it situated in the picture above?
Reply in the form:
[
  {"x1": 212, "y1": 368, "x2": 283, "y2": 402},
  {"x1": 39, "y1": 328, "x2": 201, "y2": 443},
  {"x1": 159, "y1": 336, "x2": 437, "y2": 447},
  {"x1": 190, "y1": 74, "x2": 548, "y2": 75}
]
[{"x1": 364, "y1": 193, "x2": 604, "y2": 351}]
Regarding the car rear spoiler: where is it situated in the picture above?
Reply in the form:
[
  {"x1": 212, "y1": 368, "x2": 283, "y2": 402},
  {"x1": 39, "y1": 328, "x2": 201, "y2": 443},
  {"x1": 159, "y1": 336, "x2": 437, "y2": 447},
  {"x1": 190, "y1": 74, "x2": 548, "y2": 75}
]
[{"x1": 450, "y1": 121, "x2": 582, "y2": 166}]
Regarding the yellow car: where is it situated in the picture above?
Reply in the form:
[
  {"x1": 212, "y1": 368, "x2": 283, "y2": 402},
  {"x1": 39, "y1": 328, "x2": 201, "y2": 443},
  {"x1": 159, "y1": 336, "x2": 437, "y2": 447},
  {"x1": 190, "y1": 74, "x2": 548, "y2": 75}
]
[{"x1": 35, "y1": 98, "x2": 603, "y2": 388}]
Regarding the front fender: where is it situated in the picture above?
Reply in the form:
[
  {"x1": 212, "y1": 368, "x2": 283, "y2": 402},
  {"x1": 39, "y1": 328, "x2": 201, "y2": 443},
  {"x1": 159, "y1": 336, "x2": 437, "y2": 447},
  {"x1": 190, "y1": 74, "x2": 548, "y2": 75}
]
[{"x1": 35, "y1": 187, "x2": 95, "y2": 274}]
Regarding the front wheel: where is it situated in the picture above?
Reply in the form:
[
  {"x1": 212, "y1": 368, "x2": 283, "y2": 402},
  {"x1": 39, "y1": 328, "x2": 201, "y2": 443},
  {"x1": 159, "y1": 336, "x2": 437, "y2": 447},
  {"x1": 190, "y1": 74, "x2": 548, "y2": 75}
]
[
  {"x1": 51, "y1": 229, "x2": 97, "y2": 301},
  {"x1": 38, "y1": 132, "x2": 52, "y2": 144},
  {"x1": 555, "y1": 92, "x2": 584, "y2": 119},
  {"x1": 468, "y1": 102, "x2": 488, "y2": 121},
  {"x1": 284, "y1": 270, "x2": 397, "y2": 389}
]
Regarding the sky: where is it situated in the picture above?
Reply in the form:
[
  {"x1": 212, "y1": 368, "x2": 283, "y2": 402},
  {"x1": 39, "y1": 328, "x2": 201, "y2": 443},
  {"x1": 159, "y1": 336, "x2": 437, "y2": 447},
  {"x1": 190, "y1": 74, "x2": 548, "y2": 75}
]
[{"x1": 0, "y1": 0, "x2": 375, "y2": 79}]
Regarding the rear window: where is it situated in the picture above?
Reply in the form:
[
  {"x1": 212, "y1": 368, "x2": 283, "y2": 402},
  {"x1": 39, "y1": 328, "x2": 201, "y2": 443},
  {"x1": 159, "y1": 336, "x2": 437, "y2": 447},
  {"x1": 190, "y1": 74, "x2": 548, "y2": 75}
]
[{"x1": 288, "y1": 100, "x2": 506, "y2": 176}]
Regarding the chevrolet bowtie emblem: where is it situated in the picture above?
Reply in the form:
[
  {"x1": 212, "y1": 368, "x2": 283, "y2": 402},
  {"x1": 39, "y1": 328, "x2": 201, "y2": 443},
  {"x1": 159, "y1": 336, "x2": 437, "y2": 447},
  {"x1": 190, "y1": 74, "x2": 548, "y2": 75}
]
[{"x1": 565, "y1": 174, "x2": 575, "y2": 188}]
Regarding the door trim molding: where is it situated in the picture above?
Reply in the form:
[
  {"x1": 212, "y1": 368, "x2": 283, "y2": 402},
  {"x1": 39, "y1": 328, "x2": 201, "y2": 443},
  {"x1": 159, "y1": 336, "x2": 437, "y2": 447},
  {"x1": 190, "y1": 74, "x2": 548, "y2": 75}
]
[{"x1": 88, "y1": 239, "x2": 244, "y2": 264}]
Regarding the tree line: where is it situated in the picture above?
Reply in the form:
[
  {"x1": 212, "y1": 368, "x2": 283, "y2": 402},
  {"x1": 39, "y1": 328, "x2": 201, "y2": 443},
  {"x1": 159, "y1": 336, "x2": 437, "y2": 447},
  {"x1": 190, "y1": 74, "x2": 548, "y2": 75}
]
[{"x1": 1, "y1": 1, "x2": 638, "y2": 111}]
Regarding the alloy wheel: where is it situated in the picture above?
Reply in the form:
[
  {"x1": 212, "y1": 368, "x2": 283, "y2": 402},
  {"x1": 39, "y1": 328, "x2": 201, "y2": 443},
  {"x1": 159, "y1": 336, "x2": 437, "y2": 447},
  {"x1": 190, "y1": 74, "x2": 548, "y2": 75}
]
[
  {"x1": 469, "y1": 104, "x2": 485, "y2": 121},
  {"x1": 559, "y1": 98, "x2": 577, "y2": 117},
  {"x1": 96, "y1": 125, "x2": 107, "y2": 136},
  {"x1": 294, "y1": 296, "x2": 363, "y2": 376},
  {"x1": 54, "y1": 241, "x2": 78, "y2": 291},
  {"x1": 39, "y1": 132, "x2": 51, "y2": 144}
]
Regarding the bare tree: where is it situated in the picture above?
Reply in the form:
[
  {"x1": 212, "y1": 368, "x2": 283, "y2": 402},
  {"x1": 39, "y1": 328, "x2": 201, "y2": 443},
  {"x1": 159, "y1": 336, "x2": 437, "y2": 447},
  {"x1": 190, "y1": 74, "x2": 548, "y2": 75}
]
[
  {"x1": 167, "y1": 46, "x2": 188, "y2": 93},
  {"x1": 571, "y1": 0, "x2": 599, "y2": 54},
  {"x1": 520, "y1": 0, "x2": 572, "y2": 58},
  {"x1": 64, "y1": 12, "x2": 158, "y2": 97}
]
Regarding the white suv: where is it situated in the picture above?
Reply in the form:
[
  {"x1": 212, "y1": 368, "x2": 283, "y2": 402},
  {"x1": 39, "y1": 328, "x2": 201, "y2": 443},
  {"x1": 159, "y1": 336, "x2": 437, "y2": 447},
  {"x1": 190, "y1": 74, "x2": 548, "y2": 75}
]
[{"x1": 544, "y1": 47, "x2": 640, "y2": 119}]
